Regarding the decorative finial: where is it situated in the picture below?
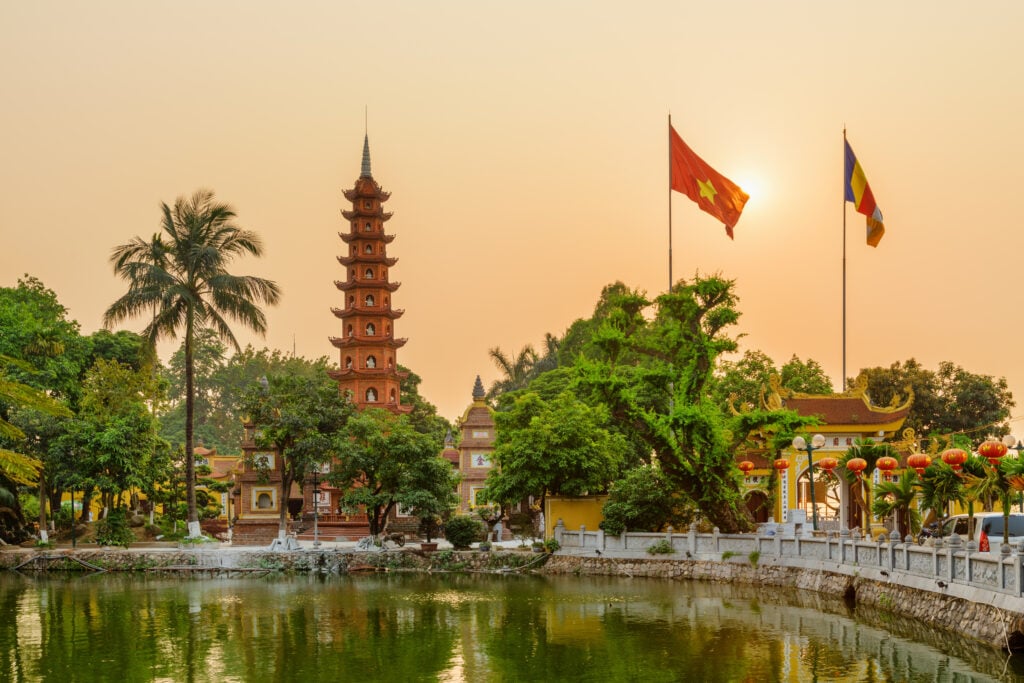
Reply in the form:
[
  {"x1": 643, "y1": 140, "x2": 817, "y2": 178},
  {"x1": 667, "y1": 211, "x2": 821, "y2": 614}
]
[
  {"x1": 360, "y1": 134, "x2": 372, "y2": 178},
  {"x1": 472, "y1": 375, "x2": 485, "y2": 400}
]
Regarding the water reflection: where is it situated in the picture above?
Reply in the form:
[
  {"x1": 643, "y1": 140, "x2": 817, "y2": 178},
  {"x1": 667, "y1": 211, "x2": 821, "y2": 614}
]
[{"x1": 0, "y1": 572, "x2": 1019, "y2": 682}]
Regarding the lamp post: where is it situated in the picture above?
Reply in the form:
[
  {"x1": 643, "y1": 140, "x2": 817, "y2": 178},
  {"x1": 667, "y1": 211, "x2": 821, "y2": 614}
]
[
  {"x1": 792, "y1": 434, "x2": 826, "y2": 532},
  {"x1": 1003, "y1": 435, "x2": 1024, "y2": 512},
  {"x1": 308, "y1": 469, "x2": 321, "y2": 549}
]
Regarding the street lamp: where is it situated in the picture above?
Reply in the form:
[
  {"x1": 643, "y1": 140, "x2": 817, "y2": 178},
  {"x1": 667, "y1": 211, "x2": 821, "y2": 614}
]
[
  {"x1": 308, "y1": 469, "x2": 322, "y2": 548},
  {"x1": 792, "y1": 434, "x2": 827, "y2": 531}
]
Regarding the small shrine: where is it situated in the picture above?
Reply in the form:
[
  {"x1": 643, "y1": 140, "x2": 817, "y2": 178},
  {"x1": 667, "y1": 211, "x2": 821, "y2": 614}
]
[
  {"x1": 456, "y1": 376, "x2": 496, "y2": 513},
  {"x1": 737, "y1": 373, "x2": 913, "y2": 532}
]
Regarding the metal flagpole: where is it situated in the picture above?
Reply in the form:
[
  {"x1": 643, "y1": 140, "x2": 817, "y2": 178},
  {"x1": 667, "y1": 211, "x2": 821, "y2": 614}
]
[
  {"x1": 668, "y1": 113, "x2": 674, "y2": 292},
  {"x1": 842, "y1": 128, "x2": 848, "y2": 392}
]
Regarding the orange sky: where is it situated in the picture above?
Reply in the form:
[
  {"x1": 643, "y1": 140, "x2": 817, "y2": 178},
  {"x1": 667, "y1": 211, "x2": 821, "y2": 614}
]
[{"x1": 3, "y1": 2, "x2": 1024, "y2": 426}]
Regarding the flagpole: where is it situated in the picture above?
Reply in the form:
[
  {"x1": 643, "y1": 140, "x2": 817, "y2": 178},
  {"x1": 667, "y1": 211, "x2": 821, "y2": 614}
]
[
  {"x1": 842, "y1": 128, "x2": 847, "y2": 392},
  {"x1": 668, "y1": 113, "x2": 673, "y2": 292}
]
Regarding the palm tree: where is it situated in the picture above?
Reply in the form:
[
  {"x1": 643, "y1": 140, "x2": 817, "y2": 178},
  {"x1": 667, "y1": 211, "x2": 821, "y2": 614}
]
[
  {"x1": 871, "y1": 471, "x2": 921, "y2": 539},
  {"x1": 486, "y1": 344, "x2": 538, "y2": 402},
  {"x1": 104, "y1": 190, "x2": 280, "y2": 536}
]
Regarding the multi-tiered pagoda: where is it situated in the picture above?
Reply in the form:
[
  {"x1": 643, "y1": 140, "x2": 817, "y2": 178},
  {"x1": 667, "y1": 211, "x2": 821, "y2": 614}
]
[{"x1": 328, "y1": 136, "x2": 411, "y2": 413}]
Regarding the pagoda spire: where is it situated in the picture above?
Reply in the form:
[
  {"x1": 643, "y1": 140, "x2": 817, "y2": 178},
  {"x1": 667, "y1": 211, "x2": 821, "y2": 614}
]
[{"x1": 360, "y1": 134, "x2": 372, "y2": 178}]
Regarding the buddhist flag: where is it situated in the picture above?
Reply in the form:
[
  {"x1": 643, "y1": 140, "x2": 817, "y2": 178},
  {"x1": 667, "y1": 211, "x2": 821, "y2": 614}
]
[
  {"x1": 669, "y1": 125, "x2": 748, "y2": 239},
  {"x1": 844, "y1": 139, "x2": 885, "y2": 247}
]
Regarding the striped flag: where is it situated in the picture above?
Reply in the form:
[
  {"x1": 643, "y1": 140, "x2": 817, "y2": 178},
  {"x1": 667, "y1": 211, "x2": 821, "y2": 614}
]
[{"x1": 844, "y1": 139, "x2": 885, "y2": 247}]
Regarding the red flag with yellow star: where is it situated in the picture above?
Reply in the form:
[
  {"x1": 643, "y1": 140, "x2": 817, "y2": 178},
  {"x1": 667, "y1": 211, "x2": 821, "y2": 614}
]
[{"x1": 670, "y1": 125, "x2": 748, "y2": 239}]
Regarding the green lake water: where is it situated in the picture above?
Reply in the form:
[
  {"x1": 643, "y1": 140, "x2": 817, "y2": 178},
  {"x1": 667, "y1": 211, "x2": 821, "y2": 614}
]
[{"x1": 1, "y1": 571, "x2": 1021, "y2": 682}]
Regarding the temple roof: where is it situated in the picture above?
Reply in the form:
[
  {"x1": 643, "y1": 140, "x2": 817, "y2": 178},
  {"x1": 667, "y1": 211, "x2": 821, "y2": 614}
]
[
  {"x1": 336, "y1": 255, "x2": 398, "y2": 267},
  {"x1": 331, "y1": 306, "x2": 405, "y2": 320},
  {"x1": 328, "y1": 334, "x2": 408, "y2": 349},
  {"x1": 761, "y1": 373, "x2": 914, "y2": 431}
]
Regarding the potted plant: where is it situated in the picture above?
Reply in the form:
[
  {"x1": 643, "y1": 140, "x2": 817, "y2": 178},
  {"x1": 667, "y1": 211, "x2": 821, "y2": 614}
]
[
  {"x1": 418, "y1": 515, "x2": 441, "y2": 552},
  {"x1": 478, "y1": 540, "x2": 492, "y2": 552},
  {"x1": 531, "y1": 540, "x2": 545, "y2": 553}
]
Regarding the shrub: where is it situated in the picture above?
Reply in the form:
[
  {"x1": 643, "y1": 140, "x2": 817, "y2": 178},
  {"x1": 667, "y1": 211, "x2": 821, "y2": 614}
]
[
  {"x1": 601, "y1": 466, "x2": 696, "y2": 536},
  {"x1": 95, "y1": 508, "x2": 135, "y2": 548},
  {"x1": 444, "y1": 515, "x2": 483, "y2": 549},
  {"x1": 544, "y1": 538, "x2": 560, "y2": 553},
  {"x1": 646, "y1": 539, "x2": 675, "y2": 555}
]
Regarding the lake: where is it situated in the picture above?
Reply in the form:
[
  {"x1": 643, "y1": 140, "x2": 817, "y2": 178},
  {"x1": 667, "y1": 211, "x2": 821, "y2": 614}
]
[{"x1": 0, "y1": 571, "x2": 1020, "y2": 681}]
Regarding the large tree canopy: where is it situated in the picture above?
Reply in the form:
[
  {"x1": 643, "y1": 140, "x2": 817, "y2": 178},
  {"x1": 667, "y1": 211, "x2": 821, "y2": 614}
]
[
  {"x1": 712, "y1": 350, "x2": 833, "y2": 412},
  {"x1": 575, "y1": 275, "x2": 814, "y2": 533},
  {"x1": 855, "y1": 359, "x2": 1014, "y2": 438},
  {"x1": 484, "y1": 390, "x2": 628, "y2": 508}
]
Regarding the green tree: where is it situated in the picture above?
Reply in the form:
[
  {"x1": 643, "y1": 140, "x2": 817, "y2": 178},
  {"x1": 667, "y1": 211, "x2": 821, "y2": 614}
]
[
  {"x1": 856, "y1": 359, "x2": 1014, "y2": 437},
  {"x1": 104, "y1": 189, "x2": 281, "y2": 535},
  {"x1": 329, "y1": 409, "x2": 459, "y2": 537},
  {"x1": 63, "y1": 359, "x2": 166, "y2": 515},
  {"x1": 399, "y1": 365, "x2": 451, "y2": 444},
  {"x1": 600, "y1": 465, "x2": 696, "y2": 536},
  {"x1": 575, "y1": 276, "x2": 812, "y2": 533},
  {"x1": 241, "y1": 371, "x2": 354, "y2": 533},
  {"x1": 713, "y1": 350, "x2": 833, "y2": 412},
  {"x1": 484, "y1": 391, "x2": 628, "y2": 511}
]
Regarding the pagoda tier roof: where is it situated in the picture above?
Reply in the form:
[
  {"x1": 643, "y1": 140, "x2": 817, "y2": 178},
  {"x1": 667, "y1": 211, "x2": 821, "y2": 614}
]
[
  {"x1": 343, "y1": 179, "x2": 390, "y2": 202},
  {"x1": 756, "y1": 373, "x2": 913, "y2": 432},
  {"x1": 335, "y1": 279, "x2": 401, "y2": 292},
  {"x1": 336, "y1": 255, "x2": 398, "y2": 267},
  {"x1": 328, "y1": 334, "x2": 408, "y2": 349},
  {"x1": 339, "y1": 231, "x2": 396, "y2": 244},
  {"x1": 326, "y1": 367, "x2": 410, "y2": 380},
  {"x1": 341, "y1": 210, "x2": 393, "y2": 222},
  {"x1": 331, "y1": 306, "x2": 405, "y2": 320}
]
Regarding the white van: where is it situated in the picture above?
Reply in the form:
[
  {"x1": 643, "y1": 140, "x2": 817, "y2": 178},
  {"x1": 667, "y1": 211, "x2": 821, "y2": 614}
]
[{"x1": 939, "y1": 512, "x2": 1024, "y2": 550}]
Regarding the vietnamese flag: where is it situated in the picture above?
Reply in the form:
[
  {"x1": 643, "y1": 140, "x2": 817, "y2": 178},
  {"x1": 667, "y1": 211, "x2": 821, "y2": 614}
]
[{"x1": 669, "y1": 125, "x2": 749, "y2": 239}]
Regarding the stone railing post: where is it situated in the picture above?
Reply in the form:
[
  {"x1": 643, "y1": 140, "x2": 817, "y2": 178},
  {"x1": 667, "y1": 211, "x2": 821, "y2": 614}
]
[
  {"x1": 713, "y1": 527, "x2": 720, "y2": 554},
  {"x1": 554, "y1": 518, "x2": 565, "y2": 546},
  {"x1": 903, "y1": 535, "x2": 914, "y2": 571},
  {"x1": 839, "y1": 527, "x2": 850, "y2": 564},
  {"x1": 948, "y1": 534, "x2": 962, "y2": 583},
  {"x1": 689, "y1": 522, "x2": 698, "y2": 556},
  {"x1": 851, "y1": 528, "x2": 861, "y2": 565},
  {"x1": 666, "y1": 525, "x2": 675, "y2": 552}
]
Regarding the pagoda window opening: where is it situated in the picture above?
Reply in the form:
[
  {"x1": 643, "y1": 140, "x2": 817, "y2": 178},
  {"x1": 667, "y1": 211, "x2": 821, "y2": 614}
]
[
  {"x1": 366, "y1": 388, "x2": 378, "y2": 402},
  {"x1": 347, "y1": 324, "x2": 354, "y2": 337},
  {"x1": 364, "y1": 221, "x2": 372, "y2": 231},
  {"x1": 366, "y1": 323, "x2": 376, "y2": 336},
  {"x1": 345, "y1": 356, "x2": 353, "y2": 369},
  {"x1": 385, "y1": 324, "x2": 391, "y2": 336},
  {"x1": 381, "y1": 268, "x2": 387, "y2": 279},
  {"x1": 348, "y1": 295, "x2": 355, "y2": 307},
  {"x1": 350, "y1": 269, "x2": 355, "y2": 279},
  {"x1": 389, "y1": 389, "x2": 397, "y2": 403},
  {"x1": 387, "y1": 357, "x2": 393, "y2": 368},
  {"x1": 364, "y1": 244, "x2": 373, "y2": 254},
  {"x1": 366, "y1": 355, "x2": 377, "y2": 368},
  {"x1": 365, "y1": 268, "x2": 374, "y2": 279},
  {"x1": 365, "y1": 294, "x2": 375, "y2": 306},
  {"x1": 364, "y1": 201, "x2": 371, "y2": 209}
]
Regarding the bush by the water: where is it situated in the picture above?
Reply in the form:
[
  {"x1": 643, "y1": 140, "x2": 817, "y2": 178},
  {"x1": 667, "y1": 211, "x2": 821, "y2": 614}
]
[
  {"x1": 95, "y1": 509, "x2": 136, "y2": 548},
  {"x1": 444, "y1": 515, "x2": 483, "y2": 549}
]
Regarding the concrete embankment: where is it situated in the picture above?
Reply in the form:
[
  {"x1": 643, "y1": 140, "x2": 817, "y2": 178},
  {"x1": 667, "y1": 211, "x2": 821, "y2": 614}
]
[{"x1": 544, "y1": 553, "x2": 1024, "y2": 652}]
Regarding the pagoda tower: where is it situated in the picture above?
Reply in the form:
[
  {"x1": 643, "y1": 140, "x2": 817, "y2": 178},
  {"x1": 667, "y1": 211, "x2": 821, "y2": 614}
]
[{"x1": 328, "y1": 136, "x2": 411, "y2": 413}]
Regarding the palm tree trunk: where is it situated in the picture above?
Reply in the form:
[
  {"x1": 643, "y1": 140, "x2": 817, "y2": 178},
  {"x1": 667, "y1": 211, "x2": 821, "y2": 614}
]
[{"x1": 184, "y1": 314, "x2": 200, "y2": 536}]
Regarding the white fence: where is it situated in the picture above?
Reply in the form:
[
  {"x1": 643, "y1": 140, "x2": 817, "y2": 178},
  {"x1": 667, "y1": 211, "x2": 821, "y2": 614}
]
[{"x1": 552, "y1": 519, "x2": 1024, "y2": 597}]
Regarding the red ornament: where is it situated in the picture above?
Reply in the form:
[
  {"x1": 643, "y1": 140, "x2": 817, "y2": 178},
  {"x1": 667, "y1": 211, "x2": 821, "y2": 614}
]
[
  {"x1": 941, "y1": 448, "x2": 968, "y2": 471},
  {"x1": 977, "y1": 438, "x2": 1008, "y2": 467},
  {"x1": 906, "y1": 452, "x2": 932, "y2": 476},
  {"x1": 738, "y1": 461, "x2": 755, "y2": 475},
  {"x1": 846, "y1": 457, "x2": 868, "y2": 478},
  {"x1": 817, "y1": 457, "x2": 838, "y2": 474},
  {"x1": 773, "y1": 459, "x2": 790, "y2": 472},
  {"x1": 876, "y1": 456, "x2": 899, "y2": 481}
]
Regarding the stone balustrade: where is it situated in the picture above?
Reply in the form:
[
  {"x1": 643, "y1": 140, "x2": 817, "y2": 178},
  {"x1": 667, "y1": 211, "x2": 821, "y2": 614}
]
[{"x1": 553, "y1": 519, "x2": 1024, "y2": 599}]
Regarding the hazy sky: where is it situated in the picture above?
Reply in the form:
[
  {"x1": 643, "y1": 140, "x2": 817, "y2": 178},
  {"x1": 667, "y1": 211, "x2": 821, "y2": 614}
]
[{"x1": 3, "y1": 2, "x2": 1024, "y2": 426}]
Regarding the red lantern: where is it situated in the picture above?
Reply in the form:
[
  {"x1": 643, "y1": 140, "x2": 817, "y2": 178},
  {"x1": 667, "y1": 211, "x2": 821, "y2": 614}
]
[
  {"x1": 817, "y1": 457, "x2": 838, "y2": 474},
  {"x1": 941, "y1": 448, "x2": 968, "y2": 471},
  {"x1": 907, "y1": 452, "x2": 932, "y2": 476},
  {"x1": 978, "y1": 438, "x2": 1008, "y2": 467},
  {"x1": 738, "y1": 461, "x2": 755, "y2": 475},
  {"x1": 876, "y1": 456, "x2": 899, "y2": 481},
  {"x1": 773, "y1": 458, "x2": 790, "y2": 472},
  {"x1": 846, "y1": 457, "x2": 868, "y2": 478}
]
